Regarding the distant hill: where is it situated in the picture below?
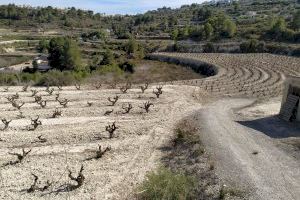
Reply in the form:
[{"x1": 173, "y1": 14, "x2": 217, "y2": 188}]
[{"x1": 0, "y1": 0, "x2": 299, "y2": 43}]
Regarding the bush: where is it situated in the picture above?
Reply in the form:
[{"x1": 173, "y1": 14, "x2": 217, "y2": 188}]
[
  {"x1": 203, "y1": 43, "x2": 216, "y2": 53},
  {"x1": 36, "y1": 70, "x2": 76, "y2": 86},
  {"x1": 118, "y1": 61, "x2": 135, "y2": 73},
  {"x1": 240, "y1": 39, "x2": 265, "y2": 53},
  {"x1": 137, "y1": 167, "x2": 195, "y2": 200}
]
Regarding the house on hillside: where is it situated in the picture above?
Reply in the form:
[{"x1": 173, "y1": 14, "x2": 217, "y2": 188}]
[
  {"x1": 279, "y1": 76, "x2": 300, "y2": 122},
  {"x1": 33, "y1": 54, "x2": 51, "y2": 72}
]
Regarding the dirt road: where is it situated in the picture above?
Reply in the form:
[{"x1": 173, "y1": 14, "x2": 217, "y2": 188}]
[{"x1": 197, "y1": 98, "x2": 300, "y2": 200}]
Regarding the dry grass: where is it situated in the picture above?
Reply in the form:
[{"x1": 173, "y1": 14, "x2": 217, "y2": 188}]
[{"x1": 0, "y1": 55, "x2": 32, "y2": 68}]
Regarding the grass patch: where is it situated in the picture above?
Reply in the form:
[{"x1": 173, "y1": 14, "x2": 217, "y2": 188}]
[
  {"x1": 136, "y1": 167, "x2": 195, "y2": 200},
  {"x1": 0, "y1": 55, "x2": 33, "y2": 68}
]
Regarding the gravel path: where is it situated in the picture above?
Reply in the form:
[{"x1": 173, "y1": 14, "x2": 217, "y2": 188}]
[{"x1": 197, "y1": 98, "x2": 300, "y2": 200}]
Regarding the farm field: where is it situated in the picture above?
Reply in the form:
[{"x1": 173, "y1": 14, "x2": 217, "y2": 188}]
[
  {"x1": 0, "y1": 84, "x2": 204, "y2": 199},
  {"x1": 0, "y1": 53, "x2": 299, "y2": 199},
  {"x1": 150, "y1": 53, "x2": 300, "y2": 98}
]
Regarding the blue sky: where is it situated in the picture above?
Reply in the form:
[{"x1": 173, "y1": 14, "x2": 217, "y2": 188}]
[{"x1": 0, "y1": 0, "x2": 205, "y2": 15}]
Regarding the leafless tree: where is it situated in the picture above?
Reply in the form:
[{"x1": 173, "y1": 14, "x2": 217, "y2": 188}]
[
  {"x1": 17, "y1": 111, "x2": 25, "y2": 119},
  {"x1": 27, "y1": 174, "x2": 38, "y2": 193},
  {"x1": 34, "y1": 95, "x2": 42, "y2": 103},
  {"x1": 120, "y1": 82, "x2": 132, "y2": 94},
  {"x1": 108, "y1": 95, "x2": 119, "y2": 106},
  {"x1": 38, "y1": 100, "x2": 47, "y2": 108},
  {"x1": 6, "y1": 148, "x2": 32, "y2": 165},
  {"x1": 68, "y1": 165, "x2": 85, "y2": 190},
  {"x1": 27, "y1": 174, "x2": 52, "y2": 193},
  {"x1": 153, "y1": 85, "x2": 163, "y2": 98},
  {"x1": 46, "y1": 86, "x2": 54, "y2": 95},
  {"x1": 6, "y1": 96, "x2": 15, "y2": 103},
  {"x1": 6, "y1": 93, "x2": 19, "y2": 103},
  {"x1": 57, "y1": 85, "x2": 63, "y2": 91},
  {"x1": 11, "y1": 100, "x2": 25, "y2": 110},
  {"x1": 37, "y1": 135, "x2": 47, "y2": 143},
  {"x1": 12, "y1": 93, "x2": 19, "y2": 100},
  {"x1": 87, "y1": 102, "x2": 93, "y2": 107},
  {"x1": 105, "y1": 122, "x2": 118, "y2": 138},
  {"x1": 1, "y1": 118, "x2": 12, "y2": 131},
  {"x1": 104, "y1": 109, "x2": 113, "y2": 116},
  {"x1": 3, "y1": 87, "x2": 9, "y2": 92},
  {"x1": 122, "y1": 103, "x2": 133, "y2": 114},
  {"x1": 140, "y1": 101, "x2": 154, "y2": 113},
  {"x1": 28, "y1": 116, "x2": 42, "y2": 131},
  {"x1": 58, "y1": 98, "x2": 69, "y2": 108},
  {"x1": 75, "y1": 83, "x2": 81, "y2": 90},
  {"x1": 55, "y1": 93, "x2": 60, "y2": 101},
  {"x1": 52, "y1": 108, "x2": 62, "y2": 118},
  {"x1": 31, "y1": 89, "x2": 38, "y2": 97},
  {"x1": 22, "y1": 85, "x2": 29, "y2": 92},
  {"x1": 93, "y1": 82, "x2": 102, "y2": 90},
  {"x1": 140, "y1": 83, "x2": 149, "y2": 93},
  {"x1": 110, "y1": 82, "x2": 117, "y2": 89}
]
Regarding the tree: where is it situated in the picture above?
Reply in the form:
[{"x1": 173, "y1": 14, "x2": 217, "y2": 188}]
[
  {"x1": 100, "y1": 49, "x2": 114, "y2": 65},
  {"x1": 32, "y1": 60, "x2": 38, "y2": 70},
  {"x1": 204, "y1": 23, "x2": 214, "y2": 39},
  {"x1": 48, "y1": 37, "x2": 82, "y2": 71},
  {"x1": 292, "y1": 10, "x2": 300, "y2": 31},
  {"x1": 171, "y1": 29, "x2": 179, "y2": 41},
  {"x1": 222, "y1": 18, "x2": 236, "y2": 38},
  {"x1": 203, "y1": 42, "x2": 216, "y2": 53},
  {"x1": 37, "y1": 39, "x2": 49, "y2": 53},
  {"x1": 126, "y1": 36, "x2": 138, "y2": 55}
]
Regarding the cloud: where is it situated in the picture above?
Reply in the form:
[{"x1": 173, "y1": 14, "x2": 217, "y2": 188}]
[{"x1": 0, "y1": 0, "x2": 205, "y2": 14}]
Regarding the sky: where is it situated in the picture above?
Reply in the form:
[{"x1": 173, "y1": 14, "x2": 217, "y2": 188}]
[{"x1": 0, "y1": 0, "x2": 206, "y2": 15}]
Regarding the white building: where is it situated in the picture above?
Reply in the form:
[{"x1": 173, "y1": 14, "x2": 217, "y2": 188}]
[
  {"x1": 34, "y1": 54, "x2": 51, "y2": 72},
  {"x1": 279, "y1": 76, "x2": 300, "y2": 121}
]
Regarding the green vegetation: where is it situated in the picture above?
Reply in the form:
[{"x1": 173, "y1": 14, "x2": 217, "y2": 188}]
[
  {"x1": 48, "y1": 37, "x2": 82, "y2": 71},
  {"x1": 0, "y1": 55, "x2": 33, "y2": 68},
  {"x1": 137, "y1": 167, "x2": 195, "y2": 200},
  {"x1": 0, "y1": 1, "x2": 299, "y2": 44}
]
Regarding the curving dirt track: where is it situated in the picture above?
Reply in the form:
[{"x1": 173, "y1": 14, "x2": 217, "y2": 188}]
[
  {"x1": 150, "y1": 53, "x2": 300, "y2": 199},
  {"x1": 196, "y1": 98, "x2": 300, "y2": 200}
]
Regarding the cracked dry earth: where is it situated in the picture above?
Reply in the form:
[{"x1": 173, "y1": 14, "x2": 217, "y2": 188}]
[{"x1": 0, "y1": 85, "x2": 202, "y2": 200}]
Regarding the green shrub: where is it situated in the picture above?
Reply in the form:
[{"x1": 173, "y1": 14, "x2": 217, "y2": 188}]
[
  {"x1": 137, "y1": 167, "x2": 195, "y2": 200},
  {"x1": 96, "y1": 64, "x2": 123, "y2": 76},
  {"x1": 36, "y1": 70, "x2": 76, "y2": 86},
  {"x1": 240, "y1": 39, "x2": 265, "y2": 53},
  {"x1": 119, "y1": 61, "x2": 135, "y2": 73},
  {"x1": 203, "y1": 42, "x2": 216, "y2": 53}
]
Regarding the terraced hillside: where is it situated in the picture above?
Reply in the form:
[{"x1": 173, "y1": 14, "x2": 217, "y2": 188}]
[
  {"x1": 150, "y1": 53, "x2": 300, "y2": 98},
  {"x1": 0, "y1": 85, "x2": 203, "y2": 199}
]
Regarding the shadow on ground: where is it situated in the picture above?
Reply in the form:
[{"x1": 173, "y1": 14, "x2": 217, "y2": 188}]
[{"x1": 237, "y1": 115, "x2": 300, "y2": 138}]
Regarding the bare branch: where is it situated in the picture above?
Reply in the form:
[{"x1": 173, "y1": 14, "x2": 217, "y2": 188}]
[
  {"x1": 140, "y1": 83, "x2": 149, "y2": 93},
  {"x1": 105, "y1": 122, "x2": 118, "y2": 138},
  {"x1": 104, "y1": 109, "x2": 113, "y2": 116},
  {"x1": 28, "y1": 116, "x2": 42, "y2": 131},
  {"x1": 122, "y1": 103, "x2": 133, "y2": 114},
  {"x1": 153, "y1": 85, "x2": 163, "y2": 98},
  {"x1": 108, "y1": 95, "x2": 119, "y2": 106},
  {"x1": 1, "y1": 118, "x2": 12, "y2": 131},
  {"x1": 52, "y1": 108, "x2": 62, "y2": 118},
  {"x1": 140, "y1": 101, "x2": 154, "y2": 113},
  {"x1": 68, "y1": 165, "x2": 85, "y2": 190}
]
